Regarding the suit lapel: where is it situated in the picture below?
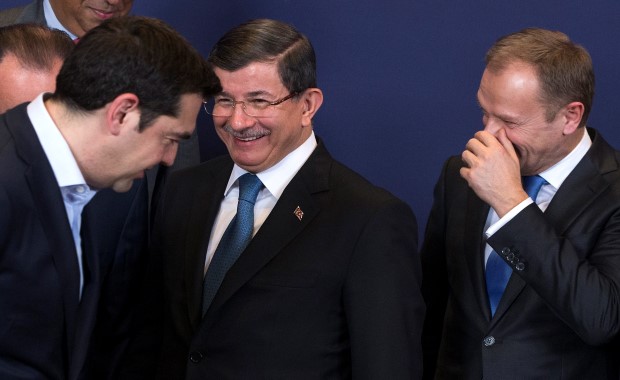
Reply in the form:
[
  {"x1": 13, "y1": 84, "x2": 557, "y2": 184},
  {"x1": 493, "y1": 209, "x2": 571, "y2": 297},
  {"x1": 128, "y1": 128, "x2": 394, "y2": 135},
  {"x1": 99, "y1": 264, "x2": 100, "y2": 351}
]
[
  {"x1": 464, "y1": 187, "x2": 495, "y2": 321},
  {"x1": 184, "y1": 162, "x2": 232, "y2": 328},
  {"x1": 202, "y1": 143, "x2": 330, "y2": 324},
  {"x1": 544, "y1": 130, "x2": 614, "y2": 232}
]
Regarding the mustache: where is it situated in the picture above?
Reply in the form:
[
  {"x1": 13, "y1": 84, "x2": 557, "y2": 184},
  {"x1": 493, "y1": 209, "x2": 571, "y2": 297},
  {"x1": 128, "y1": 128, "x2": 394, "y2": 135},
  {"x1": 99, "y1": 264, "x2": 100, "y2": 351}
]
[{"x1": 222, "y1": 124, "x2": 271, "y2": 139}]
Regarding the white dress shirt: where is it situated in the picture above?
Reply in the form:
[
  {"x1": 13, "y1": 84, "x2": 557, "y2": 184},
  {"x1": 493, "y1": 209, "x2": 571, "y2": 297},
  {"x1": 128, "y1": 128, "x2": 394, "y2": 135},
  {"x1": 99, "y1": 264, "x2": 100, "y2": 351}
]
[
  {"x1": 28, "y1": 93, "x2": 96, "y2": 297},
  {"x1": 484, "y1": 128, "x2": 592, "y2": 265},
  {"x1": 43, "y1": 0, "x2": 78, "y2": 40},
  {"x1": 204, "y1": 132, "x2": 318, "y2": 274}
]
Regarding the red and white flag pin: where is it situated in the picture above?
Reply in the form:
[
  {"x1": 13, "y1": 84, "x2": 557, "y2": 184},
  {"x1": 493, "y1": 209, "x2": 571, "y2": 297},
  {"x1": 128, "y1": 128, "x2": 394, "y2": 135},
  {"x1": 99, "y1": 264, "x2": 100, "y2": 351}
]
[{"x1": 293, "y1": 206, "x2": 304, "y2": 221}]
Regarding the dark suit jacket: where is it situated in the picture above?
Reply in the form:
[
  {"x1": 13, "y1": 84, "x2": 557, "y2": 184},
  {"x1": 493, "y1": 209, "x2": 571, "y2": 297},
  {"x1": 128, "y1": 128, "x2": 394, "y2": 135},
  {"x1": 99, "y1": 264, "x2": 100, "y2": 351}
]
[
  {"x1": 0, "y1": 0, "x2": 201, "y2": 213},
  {"x1": 0, "y1": 104, "x2": 149, "y2": 380},
  {"x1": 148, "y1": 140, "x2": 424, "y2": 379},
  {"x1": 0, "y1": 0, "x2": 44, "y2": 26},
  {"x1": 421, "y1": 128, "x2": 620, "y2": 379}
]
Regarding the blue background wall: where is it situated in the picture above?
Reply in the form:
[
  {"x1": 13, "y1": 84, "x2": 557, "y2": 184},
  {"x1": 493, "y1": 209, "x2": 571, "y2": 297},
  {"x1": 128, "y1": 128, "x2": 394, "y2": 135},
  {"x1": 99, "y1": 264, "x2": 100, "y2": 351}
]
[{"x1": 6, "y1": 0, "x2": 620, "y2": 238}]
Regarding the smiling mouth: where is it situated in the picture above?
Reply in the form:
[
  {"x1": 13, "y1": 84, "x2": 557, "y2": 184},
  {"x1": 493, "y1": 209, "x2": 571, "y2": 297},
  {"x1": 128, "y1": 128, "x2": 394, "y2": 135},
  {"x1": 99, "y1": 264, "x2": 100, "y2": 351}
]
[
  {"x1": 236, "y1": 135, "x2": 263, "y2": 142},
  {"x1": 89, "y1": 7, "x2": 117, "y2": 19},
  {"x1": 225, "y1": 125, "x2": 270, "y2": 142}
]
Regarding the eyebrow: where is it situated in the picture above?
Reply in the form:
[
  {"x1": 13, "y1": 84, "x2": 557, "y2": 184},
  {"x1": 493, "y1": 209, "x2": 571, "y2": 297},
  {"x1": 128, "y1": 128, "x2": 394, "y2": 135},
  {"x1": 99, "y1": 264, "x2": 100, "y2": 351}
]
[
  {"x1": 217, "y1": 90, "x2": 273, "y2": 98},
  {"x1": 169, "y1": 131, "x2": 193, "y2": 140}
]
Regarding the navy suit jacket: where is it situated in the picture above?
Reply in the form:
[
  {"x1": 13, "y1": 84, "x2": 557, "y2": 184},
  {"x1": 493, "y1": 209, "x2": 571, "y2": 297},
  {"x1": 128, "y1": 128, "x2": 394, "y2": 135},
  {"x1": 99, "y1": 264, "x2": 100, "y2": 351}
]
[
  {"x1": 146, "y1": 140, "x2": 425, "y2": 379},
  {"x1": 422, "y1": 128, "x2": 620, "y2": 379},
  {"x1": 0, "y1": 104, "x2": 149, "y2": 379}
]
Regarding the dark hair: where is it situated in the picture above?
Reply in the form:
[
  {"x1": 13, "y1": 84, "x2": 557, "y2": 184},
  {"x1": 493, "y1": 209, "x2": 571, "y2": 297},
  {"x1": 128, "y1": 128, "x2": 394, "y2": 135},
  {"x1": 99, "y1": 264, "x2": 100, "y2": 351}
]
[
  {"x1": 0, "y1": 23, "x2": 73, "y2": 71},
  {"x1": 208, "y1": 18, "x2": 316, "y2": 94},
  {"x1": 52, "y1": 16, "x2": 221, "y2": 129},
  {"x1": 486, "y1": 27, "x2": 594, "y2": 127}
]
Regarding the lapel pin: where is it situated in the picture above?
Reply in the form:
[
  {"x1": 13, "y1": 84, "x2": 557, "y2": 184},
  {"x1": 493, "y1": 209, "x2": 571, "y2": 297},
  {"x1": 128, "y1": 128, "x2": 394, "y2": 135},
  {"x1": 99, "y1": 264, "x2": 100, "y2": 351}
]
[{"x1": 293, "y1": 206, "x2": 304, "y2": 221}]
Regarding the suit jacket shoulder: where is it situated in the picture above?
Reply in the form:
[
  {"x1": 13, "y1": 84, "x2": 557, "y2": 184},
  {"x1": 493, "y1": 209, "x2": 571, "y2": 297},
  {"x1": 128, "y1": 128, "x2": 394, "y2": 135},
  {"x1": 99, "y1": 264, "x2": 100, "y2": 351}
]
[{"x1": 0, "y1": 0, "x2": 44, "y2": 26}]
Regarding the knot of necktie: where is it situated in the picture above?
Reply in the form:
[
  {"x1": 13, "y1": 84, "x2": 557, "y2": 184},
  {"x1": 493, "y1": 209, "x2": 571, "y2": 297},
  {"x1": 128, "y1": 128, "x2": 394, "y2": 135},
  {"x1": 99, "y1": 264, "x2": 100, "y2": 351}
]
[
  {"x1": 522, "y1": 175, "x2": 548, "y2": 200},
  {"x1": 62, "y1": 185, "x2": 91, "y2": 206}
]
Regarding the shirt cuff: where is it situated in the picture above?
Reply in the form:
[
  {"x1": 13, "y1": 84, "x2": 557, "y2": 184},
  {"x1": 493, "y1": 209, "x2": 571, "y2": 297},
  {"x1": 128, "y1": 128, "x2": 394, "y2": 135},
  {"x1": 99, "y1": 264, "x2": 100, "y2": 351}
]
[{"x1": 485, "y1": 198, "x2": 534, "y2": 238}]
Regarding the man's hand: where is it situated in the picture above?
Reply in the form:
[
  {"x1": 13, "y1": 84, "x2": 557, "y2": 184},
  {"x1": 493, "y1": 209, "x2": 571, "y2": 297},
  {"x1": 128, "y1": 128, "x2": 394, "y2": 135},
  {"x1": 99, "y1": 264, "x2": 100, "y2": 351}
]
[{"x1": 460, "y1": 129, "x2": 528, "y2": 217}]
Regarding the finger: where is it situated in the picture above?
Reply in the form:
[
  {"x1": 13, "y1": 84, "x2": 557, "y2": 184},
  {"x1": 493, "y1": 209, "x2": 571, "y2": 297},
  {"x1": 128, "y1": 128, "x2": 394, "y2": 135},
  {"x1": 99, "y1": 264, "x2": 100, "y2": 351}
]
[
  {"x1": 459, "y1": 166, "x2": 471, "y2": 182},
  {"x1": 473, "y1": 130, "x2": 501, "y2": 148},
  {"x1": 461, "y1": 149, "x2": 477, "y2": 168},
  {"x1": 464, "y1": 136, "x2": 486, "y2": 156},
  {"x1": 496, "y1": 129, "x2": 519, "y2": 161}
]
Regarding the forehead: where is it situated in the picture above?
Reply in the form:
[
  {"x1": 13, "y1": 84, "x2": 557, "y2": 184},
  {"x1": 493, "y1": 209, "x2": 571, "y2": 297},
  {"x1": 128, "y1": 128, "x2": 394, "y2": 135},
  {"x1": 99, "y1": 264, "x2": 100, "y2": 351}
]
[
  {"x1": 0, "y1": 54, "x2": 61, "y2": 89},
  {"x1": 213, "y1": 62, "x2": 285, "y2": 96},
  {"x1": 148, "y1": 93, "x2": 202, "y2": 135},
  {"x1": 478, "y1": 63, "x2": 541, "y2": 103}
]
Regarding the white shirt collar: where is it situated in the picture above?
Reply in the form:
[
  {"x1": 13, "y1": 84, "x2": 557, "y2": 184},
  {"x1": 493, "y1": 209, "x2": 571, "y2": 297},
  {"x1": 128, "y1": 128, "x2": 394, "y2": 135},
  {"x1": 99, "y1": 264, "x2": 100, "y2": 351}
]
[
  {"x1": 43, "y1": 0, "x2": 78, "y2": 40},
  {"x1": 27, "y1": 93, "x2": 89, "y2": 189},
  {"x1": 539, "y1": 127, "x2": 592, "y2": 190},
  {"x1": 224, "y1": 131, "x2": 318, "y2": 199}
]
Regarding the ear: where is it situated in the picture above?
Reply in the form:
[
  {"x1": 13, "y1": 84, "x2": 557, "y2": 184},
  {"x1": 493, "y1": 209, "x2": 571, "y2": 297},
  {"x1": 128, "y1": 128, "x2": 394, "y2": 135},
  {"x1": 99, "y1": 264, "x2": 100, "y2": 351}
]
[
  {"x1": 106, "y1": 93, "x2": 140, "y2": 136},
  {"x1": 561, "y1": 101, "x2": 585, "y2": 135},
  {"x1": 300, "y1": 88, "x2": 323, "y2": 128}
]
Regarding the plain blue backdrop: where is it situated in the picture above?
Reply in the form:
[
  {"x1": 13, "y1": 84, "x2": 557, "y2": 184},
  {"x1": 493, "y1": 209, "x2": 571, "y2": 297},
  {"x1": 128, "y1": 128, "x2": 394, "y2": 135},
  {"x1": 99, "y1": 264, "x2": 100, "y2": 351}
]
[{"x1": 5, "y1": 0, "x2": 620, "y2": 239}]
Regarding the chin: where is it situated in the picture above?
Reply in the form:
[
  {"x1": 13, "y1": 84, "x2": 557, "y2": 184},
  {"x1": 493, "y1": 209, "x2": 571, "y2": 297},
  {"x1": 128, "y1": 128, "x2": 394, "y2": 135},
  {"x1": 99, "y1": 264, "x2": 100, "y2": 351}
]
[{"x1": 111, "y1": 180, "x2": 134, "y2": 193}]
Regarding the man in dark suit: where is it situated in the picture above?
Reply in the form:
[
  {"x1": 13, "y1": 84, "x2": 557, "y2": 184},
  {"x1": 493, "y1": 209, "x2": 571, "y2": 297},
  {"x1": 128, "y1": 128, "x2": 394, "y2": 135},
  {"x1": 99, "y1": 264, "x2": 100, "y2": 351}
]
[
  {"x1": 0, "y1": 0, "x2": 132, "y2": 39},
  {"x1": 0, "y1": 0, "x2": 201, "y2": 199},
  {"x1": 422, "y1": 28, "x2": 620, "y2": 379},
  {"x1": 149, "y1": 18, "x2": 424, "y2": 379},
  {"x1": 0, "y1": 16, "x2": 219, "y2": 380}
]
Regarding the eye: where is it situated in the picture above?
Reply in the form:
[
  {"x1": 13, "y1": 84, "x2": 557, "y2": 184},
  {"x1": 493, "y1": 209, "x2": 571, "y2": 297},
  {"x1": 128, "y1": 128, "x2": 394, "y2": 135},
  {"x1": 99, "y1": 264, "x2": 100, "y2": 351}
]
[
  {"x1": 215, "y1": 98, "x2": 235, "y2": 107},
  {"x1": 247, "y1": 98, "x2": 271, "y2": 110},
  {"x1": 502, "y1": 119, "x2": 519, "y2": 128}
]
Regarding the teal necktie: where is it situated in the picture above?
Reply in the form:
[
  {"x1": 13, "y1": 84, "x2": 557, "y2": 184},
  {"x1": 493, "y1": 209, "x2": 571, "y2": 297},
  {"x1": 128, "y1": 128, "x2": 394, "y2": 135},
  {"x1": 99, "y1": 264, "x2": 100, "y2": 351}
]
[
  {"x1": 485, "y1": 175, "x2": 547, "y2": 316},
  {"x1": 202, "y1": 173, "x2": 263, "y2": 315}
]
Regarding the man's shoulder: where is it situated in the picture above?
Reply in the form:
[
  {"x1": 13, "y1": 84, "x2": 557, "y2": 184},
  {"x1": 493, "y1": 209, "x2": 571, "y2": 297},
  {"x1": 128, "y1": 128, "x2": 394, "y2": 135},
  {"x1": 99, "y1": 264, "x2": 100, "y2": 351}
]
[
  {"x1": 0, "y1": 1, "x2": 42, "y2": 26},
  {"x1": 323, "y1": 158, "x2": 411, "y2": 212},
  {"x1": 0, "y1": 6, "x2": 24, "y2": 26},
  {"x1": 168, "y1": 154, "x2": 232, "y2": 184}
]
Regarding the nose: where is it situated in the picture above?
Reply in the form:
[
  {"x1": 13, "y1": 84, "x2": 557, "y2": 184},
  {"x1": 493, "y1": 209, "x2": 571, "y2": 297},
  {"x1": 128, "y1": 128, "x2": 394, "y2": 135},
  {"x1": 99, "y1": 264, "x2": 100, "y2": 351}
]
[
  {"x1": 227, "y1": 103, "x2": 255, "y2": 129},
  {"x1": 483, "y1": 117, "x2": 503, "y2": 136},
  {"x1": 161, "y1": 144, "x2": 178, "y2": 167}
]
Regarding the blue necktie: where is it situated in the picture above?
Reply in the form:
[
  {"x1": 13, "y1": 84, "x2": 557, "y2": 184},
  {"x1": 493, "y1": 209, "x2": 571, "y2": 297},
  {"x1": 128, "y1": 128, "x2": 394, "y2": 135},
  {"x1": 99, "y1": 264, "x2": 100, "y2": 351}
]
[
  {"x1": 202, "y1": 173, "x2": 263, "y2": 315},
  {"x1": 485, "y1": 175, "x2": 547, "y2": 316},
  {"x1": 61, "y1": 185, "x2": 95, "y2": 300}
]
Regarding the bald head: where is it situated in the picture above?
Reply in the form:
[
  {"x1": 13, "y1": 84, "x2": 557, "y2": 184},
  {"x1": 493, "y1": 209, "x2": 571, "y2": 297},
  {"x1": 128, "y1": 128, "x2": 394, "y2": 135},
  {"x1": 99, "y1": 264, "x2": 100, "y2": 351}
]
[{"x1": 0, "y1": 24, "x2": 73, "y2": 113}]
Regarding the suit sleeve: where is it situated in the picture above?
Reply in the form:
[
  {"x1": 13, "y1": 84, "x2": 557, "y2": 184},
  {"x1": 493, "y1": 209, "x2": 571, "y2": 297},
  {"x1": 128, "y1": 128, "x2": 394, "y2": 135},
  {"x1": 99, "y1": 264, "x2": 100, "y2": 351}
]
[
  {"x1": 419, "y1": 158, "x2": 452, "y2": 379},
  {"x1": 487, "y1": 199, "x2": 620, "y2": 345},
  {"x1": 344, "y1": 197, "x2": 424, "y2": 379}
]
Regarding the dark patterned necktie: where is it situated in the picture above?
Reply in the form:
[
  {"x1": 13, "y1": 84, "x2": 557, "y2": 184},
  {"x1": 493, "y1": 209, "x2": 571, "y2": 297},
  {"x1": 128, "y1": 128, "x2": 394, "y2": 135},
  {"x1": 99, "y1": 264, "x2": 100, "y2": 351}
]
[
  {"x1": 202, "y1": 173, "x2": 263, "y2": 315},
  {"x1": 485, "y1": 175, "x2": 547, "y2": 316}
]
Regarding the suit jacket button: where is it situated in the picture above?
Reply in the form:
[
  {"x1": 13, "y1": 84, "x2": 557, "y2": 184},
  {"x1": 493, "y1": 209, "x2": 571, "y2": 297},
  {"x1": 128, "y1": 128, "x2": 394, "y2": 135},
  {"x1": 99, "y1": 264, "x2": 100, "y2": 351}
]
[
  {"x1": 501, "y1": 247, "x2": 511, "y2": 256},
  {"x1": 515, "y1": 262, "x2": 526, "y2": 271},
  {"x1": 483, "y1": 336, "x2": 496, "y2": 347},
  {"x1": 189, "y1": 351, "x2": 204, "y2": 363}
]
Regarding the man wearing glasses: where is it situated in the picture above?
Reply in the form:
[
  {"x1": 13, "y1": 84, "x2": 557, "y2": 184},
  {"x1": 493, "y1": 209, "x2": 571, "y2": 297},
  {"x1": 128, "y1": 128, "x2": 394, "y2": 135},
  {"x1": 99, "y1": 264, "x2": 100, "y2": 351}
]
[{"x1": 148, "y1": 18, "x2": 424, "y2": 379}]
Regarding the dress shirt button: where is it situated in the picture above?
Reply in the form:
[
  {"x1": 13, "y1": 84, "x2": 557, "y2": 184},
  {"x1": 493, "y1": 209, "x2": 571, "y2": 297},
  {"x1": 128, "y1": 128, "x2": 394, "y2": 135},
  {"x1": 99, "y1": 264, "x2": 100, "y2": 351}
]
[
  {"x1": 189, "y1": 351, "x2": 204, "y2": 363},
  {"x1": 483, "y1": 336, "x2": 496, "y2": 347},
  {"x1": 501, "y1": 247, "x2": 511, "y2": 256},
  {"x1": 515, "y1": 262, "x2": 526, "y2": 271},
  {"x1": 75, "y1": 185, "x2": 85, "y2": 193}
]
